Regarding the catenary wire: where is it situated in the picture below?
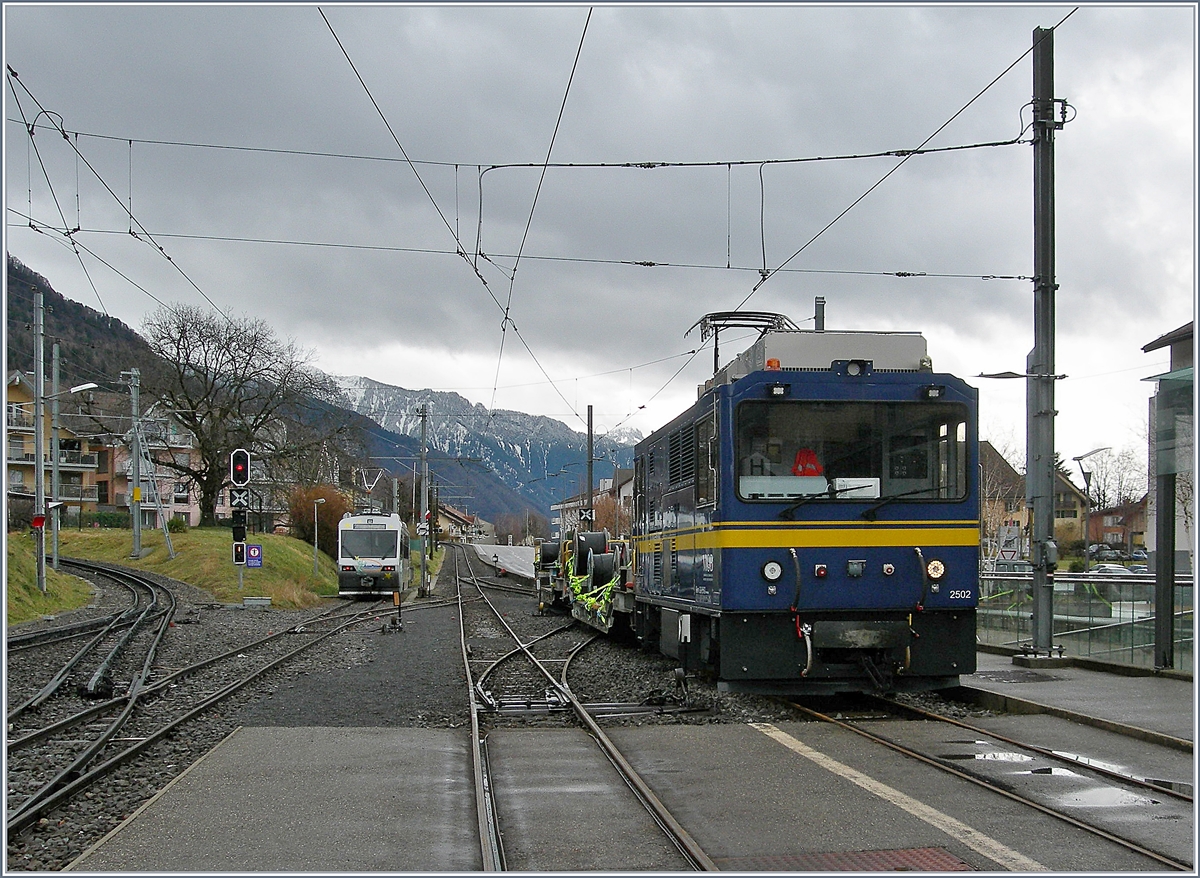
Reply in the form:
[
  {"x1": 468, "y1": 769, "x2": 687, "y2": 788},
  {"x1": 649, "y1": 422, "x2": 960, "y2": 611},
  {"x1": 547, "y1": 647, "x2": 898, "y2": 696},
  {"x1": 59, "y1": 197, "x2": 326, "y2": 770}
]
[
  {"x1": 317, "y1": 7, "x2": 505, "y2": 317},
  {"x1": 5, "y1": 217, "x2": 1031, "y2": 283},
  {"x1": 734, "y1": 7, "x2": 1079, "y2": 310},
  {"x1": 7, "y1": 68, "x2": 227, "y2": 321},
  {"x1": 490, "y1": 8, "x2": 592, "y2": 413}
]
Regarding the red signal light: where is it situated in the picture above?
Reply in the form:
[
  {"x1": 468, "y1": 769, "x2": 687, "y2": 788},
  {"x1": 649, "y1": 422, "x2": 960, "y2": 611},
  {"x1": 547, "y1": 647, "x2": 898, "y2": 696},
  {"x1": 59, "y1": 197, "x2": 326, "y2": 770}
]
[{"x1": 230, "y1": 448, "x2": 251, "y2": 487}]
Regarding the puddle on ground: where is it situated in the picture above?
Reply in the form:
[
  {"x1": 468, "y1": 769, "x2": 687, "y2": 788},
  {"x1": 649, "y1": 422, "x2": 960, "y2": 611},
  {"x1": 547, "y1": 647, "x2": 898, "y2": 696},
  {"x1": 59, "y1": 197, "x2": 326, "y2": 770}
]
[{"x1": 1057, "y1": 786, "x2": 1160, "y2": 808}]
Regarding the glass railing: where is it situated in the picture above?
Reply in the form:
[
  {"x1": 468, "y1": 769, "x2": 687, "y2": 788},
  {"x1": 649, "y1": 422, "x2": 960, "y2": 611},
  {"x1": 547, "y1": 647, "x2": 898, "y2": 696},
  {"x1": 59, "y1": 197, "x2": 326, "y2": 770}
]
[{"x1": 978, "y1": 572, "x2": 1194, "y2": 669}]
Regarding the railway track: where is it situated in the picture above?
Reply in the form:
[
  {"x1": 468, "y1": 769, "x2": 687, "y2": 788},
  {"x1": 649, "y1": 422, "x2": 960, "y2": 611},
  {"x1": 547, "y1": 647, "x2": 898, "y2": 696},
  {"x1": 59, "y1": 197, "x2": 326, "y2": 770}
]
[
  {"x1": 777, "y1": 693, "x2": 1194, "y2": 871},
  {"x1": 5, "y1": 560, "x2": 391, "y2": 845},
  {"x1": 451, "y1": 544, "x2": 715, "y2": 871}
]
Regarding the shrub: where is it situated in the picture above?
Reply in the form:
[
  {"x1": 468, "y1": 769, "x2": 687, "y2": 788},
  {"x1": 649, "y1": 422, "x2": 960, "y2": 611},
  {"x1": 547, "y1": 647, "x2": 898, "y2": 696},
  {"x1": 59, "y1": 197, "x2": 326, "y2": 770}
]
[
  {"x1": 167, "y1": 517, "x2": 189, "y2": 533},
  {"x1": 81, "y1": 511, "x2": 132, "y2": 529}
]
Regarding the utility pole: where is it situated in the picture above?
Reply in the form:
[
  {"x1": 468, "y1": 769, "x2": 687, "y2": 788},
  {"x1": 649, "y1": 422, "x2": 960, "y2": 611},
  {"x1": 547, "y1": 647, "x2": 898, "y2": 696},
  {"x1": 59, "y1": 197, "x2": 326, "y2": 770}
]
[
  {"x1": 51, "y1": 343, "x2": 61, "y2": 569},
  {"x1": 587, "y1": 404, "x2": 594, "y2": 525},
  {"x1": 33, "y1": 284, "x2": 46, "y2": 593},
  {"x1": 1027, "y1": 26, "x2": 1062, "y2": 654},
  {"x1": 122, "y1": 369, "x2": 142, "y2": 558},
  {"x1": 419, "y1": 403, "x2": 430, "y2": 596}
]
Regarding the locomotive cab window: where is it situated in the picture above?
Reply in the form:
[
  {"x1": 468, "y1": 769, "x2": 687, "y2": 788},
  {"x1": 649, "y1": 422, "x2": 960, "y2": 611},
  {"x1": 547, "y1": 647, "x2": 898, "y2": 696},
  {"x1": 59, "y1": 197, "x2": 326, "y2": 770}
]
[{"x1": 736, "y1": 400, "x2": 969, "y2": 502}]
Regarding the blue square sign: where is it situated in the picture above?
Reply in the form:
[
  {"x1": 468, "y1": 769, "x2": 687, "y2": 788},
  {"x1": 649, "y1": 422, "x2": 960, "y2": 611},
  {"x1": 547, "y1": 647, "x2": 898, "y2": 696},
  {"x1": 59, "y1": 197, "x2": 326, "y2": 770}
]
[{"x1": 246, "y1": 544, "x2": 263, "y2": 568}]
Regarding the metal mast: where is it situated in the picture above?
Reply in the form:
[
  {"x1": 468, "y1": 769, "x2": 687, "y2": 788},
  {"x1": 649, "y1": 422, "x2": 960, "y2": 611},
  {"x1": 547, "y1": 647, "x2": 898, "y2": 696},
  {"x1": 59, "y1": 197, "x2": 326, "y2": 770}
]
[
  {"x1": 33, "y1": 284, "x2": 46, "y2": 592},
  {"x1": 1027, "y1": 26, "x2": 1062, "y2": 653}
]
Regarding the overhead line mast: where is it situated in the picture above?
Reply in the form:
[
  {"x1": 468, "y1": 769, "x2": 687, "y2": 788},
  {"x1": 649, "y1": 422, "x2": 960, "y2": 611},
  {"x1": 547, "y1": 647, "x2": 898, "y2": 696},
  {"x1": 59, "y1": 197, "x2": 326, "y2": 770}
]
[{"x1": 1028, "y1": 26, "x2": 1064, "y2": 654}]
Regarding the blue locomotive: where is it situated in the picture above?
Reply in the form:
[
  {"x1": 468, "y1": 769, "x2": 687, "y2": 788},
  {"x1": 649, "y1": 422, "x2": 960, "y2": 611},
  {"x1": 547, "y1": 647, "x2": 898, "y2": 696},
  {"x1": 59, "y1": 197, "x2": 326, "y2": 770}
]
[{"x1": 551, "y1": 312, "x2": 979, "y2": 694}]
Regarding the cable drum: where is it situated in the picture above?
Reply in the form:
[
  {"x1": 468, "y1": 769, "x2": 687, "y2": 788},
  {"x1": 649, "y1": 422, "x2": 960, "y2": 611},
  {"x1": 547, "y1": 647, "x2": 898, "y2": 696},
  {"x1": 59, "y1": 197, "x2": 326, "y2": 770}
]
[
  {"x1": 587, "y1": 551, "x2": 617, "y2": 589},
  {"x1": 574, "y1": 532, "x2": 608, "y2": 576},
  {"x1": 537, "y1": 542, "x2": 560, "y2": 568}
]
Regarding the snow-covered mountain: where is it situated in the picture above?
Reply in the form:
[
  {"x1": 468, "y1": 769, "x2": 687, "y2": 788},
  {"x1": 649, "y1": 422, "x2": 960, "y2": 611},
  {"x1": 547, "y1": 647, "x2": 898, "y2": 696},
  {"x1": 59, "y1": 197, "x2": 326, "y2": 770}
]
[{"x1": 333, "y1": 375, "x2": 640, "y2": 513}]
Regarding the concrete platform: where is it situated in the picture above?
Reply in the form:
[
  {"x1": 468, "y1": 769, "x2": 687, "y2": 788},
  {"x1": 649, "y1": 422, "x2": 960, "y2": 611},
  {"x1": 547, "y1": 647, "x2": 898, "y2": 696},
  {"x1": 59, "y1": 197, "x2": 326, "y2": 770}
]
[
  {"x1": 67, "y1": 726, "x2": 481, "y2": 872},
  {"x1": 962, "y1": 651, "x2": 1194, "y2": 747},
  {"x1": 66, "y1": 648, "x2": 1193, "y2": 871}
]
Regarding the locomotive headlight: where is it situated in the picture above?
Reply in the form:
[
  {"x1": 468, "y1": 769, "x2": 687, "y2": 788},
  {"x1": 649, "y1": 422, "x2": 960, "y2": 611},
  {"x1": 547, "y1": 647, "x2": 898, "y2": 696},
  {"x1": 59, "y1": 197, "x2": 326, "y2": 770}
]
[
  {"x1": 762, "y1": 560, "x2": 784, "y2": 582},
  {"x1": 926, "y1": 559, "x2": 946, "y2": 580}
]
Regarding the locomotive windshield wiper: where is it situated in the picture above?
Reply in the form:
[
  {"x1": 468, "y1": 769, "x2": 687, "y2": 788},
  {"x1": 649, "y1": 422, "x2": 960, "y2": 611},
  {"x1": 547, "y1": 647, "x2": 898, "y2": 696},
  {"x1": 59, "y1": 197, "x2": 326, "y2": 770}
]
[
  {"x1": 777, "y1": 484, "x2": 867, "y2": 520},
  {"x1": 859, "y1": 487, "x2": 942, "y2": 521}
]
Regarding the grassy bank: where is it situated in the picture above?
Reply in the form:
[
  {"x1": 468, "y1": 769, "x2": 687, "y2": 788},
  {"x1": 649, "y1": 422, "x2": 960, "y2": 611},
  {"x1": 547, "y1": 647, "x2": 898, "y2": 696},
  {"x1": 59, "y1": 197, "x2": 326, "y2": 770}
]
[
  {"x1": 7, "y1": 527, "x2": 339, "y2": 625},
  {"x1": 7, "y1": 531, "x2": 97, "y2": 624}
]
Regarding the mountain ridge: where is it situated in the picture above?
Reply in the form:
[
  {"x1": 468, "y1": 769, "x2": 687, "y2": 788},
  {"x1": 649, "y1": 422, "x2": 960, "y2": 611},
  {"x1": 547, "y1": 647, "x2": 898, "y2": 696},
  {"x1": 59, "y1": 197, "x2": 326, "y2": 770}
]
[{"x1": 332, "y1": 374, "x2": 639, "y2": 514}]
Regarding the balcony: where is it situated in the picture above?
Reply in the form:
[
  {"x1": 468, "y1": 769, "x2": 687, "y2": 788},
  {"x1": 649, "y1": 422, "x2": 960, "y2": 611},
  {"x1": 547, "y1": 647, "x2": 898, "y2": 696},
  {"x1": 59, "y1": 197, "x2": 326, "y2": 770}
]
[
  {"x1": 7, "y1": 410, "x2": 34, "y2": 430},
  {"x1": 58, "y1": 484, "x2": 100, "y2": 502},
  {"x1": 57, "y1": 450, "x2": 98, "y2": 468},
  {"x1": 6, "y1": 450, "x2": 99, "y2": 468},
  {"x1": 5, "y1": 483, "x2": 99, "y2": 502},
  {"x1": 143, "y1": 432, "x2": 194, "y2": 450}
]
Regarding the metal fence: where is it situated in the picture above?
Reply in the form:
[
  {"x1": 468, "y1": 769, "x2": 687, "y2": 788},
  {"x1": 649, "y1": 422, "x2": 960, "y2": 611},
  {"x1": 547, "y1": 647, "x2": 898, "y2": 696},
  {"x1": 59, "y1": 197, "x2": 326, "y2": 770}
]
[{"x1": 977, "y1": 572, "x2": 1194, "y2": 669}]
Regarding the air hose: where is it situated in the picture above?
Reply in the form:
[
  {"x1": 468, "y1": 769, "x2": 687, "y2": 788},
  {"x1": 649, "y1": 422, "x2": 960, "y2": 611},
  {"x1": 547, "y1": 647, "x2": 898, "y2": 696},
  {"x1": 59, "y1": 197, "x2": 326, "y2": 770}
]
[{"x1": 789, "y1": 548, "x2": 813, "y2": 677}]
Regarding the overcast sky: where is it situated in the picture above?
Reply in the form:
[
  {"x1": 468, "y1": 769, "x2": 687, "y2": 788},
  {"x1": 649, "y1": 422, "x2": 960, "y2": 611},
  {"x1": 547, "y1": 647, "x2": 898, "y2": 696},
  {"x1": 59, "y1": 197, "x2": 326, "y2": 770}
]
[{"x1": 4, "y1": 3, "x2": 1195, "y2": 475}]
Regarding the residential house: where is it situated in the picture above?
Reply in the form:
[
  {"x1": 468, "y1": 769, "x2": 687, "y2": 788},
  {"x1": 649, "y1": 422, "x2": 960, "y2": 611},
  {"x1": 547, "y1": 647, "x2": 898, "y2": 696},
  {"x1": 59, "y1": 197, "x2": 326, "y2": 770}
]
[
  {"x1": 1052, "y1": 471, "x2": 1091, "y2": 545},
  {"x1": 1089, "y1": 495, "x2": 1149, "y2": 551},
  {"x1": 550, "y1": 468, "x2": 634, "y2": 537},
  {"x1": 435, "y1": 503, "x2": 476, "y2": 543},
  {"x1": 5, "y1": 370, "x2": 100, "y2": 528},
  {"x1": 979, "y1": 440, "x2": 1027, "y2": 557},
  {"x1": 80, "y1": 393, "x2": 232, "y2": 530}
]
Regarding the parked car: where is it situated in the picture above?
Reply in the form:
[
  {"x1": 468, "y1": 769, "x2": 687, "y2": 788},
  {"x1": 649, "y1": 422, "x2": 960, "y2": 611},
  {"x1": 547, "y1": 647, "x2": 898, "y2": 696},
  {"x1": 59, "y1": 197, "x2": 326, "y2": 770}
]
[
  {"x1": 1131, "y1": 549, "x2": 1148, "y2": 561},
  {"x1": 1128, "y1": 564, "x2": 1149, "y2": 574},
  {"x1": 1091, "y1": 564, "x2": 1134, "y2": 576}
]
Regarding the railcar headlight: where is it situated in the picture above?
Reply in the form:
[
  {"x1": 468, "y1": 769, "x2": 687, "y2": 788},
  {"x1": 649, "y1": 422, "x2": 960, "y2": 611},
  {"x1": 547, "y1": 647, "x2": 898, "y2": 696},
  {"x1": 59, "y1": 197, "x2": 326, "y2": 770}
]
[
  {"x1": 926, "y1": 559, "x2": 946, "y2": 581},
  {"x1": 762, "y1": 560, "x2": 784, "y2": 582}
]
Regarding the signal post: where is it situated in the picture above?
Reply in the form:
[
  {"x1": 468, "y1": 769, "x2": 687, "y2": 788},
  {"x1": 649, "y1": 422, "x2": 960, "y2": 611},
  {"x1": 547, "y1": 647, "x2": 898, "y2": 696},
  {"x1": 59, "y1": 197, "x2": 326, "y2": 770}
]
[{"x1": 230, "y1": 449, "x2": 251, "y2": 588}]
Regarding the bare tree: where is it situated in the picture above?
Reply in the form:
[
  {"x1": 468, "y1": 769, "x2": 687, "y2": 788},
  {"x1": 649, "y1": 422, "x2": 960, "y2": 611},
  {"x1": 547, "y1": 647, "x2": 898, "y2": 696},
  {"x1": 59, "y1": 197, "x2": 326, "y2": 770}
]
[
  {"x1": 979, "y1": 440, "x2": 1025, "y2": 556},
  {"x1": 139, "y1": 303, "x2": 355, "y2": 525},
  {"x1": 1082, "y1": 446, "x2": 1148, "y2": 510}
]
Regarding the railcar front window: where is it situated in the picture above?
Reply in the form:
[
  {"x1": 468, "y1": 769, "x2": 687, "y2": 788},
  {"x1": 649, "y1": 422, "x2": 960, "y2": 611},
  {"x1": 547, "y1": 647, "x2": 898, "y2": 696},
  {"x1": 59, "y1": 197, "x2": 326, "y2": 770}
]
[
  {"x1": 736, "y1": 401, "x2": 969, "y2": 502},
  {"x1": 340, "y1": 530, "x2": 399, "y2": 559}
]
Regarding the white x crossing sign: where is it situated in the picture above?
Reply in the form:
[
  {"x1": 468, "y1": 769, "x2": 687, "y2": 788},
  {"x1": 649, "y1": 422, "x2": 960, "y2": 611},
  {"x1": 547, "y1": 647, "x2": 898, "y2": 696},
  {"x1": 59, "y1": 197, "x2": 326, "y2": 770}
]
[{"x1": 230, "y1": 488, "x2": 251, "y2": 509}]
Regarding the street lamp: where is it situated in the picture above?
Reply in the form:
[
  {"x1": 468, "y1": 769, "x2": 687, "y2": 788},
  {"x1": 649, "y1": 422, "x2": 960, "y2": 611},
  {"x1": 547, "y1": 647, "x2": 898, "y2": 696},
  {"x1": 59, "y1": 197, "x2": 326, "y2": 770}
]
[
  {"x1": 313, "y1": 497, "x2": 326, "y2": 577},
  {"x1": 1073, "y1": 446, "x2": 1111, "y2": 572}
]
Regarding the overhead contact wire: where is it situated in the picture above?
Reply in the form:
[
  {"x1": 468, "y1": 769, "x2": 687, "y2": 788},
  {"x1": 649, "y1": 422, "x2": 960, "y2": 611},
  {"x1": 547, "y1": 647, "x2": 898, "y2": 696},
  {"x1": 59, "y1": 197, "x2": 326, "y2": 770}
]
[
  {"x1": 8, "y1": 67, "x2": 223, "y2": 319},
  {"x1": 490, "y1": 7, "x2": 592, "y2": 415},
  {"x1": 736, "y1": 6, "x2": 1079, "y2": 310},
  {"x1": 317, "y1": 7, "x2": 505, "y2": 315}
]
